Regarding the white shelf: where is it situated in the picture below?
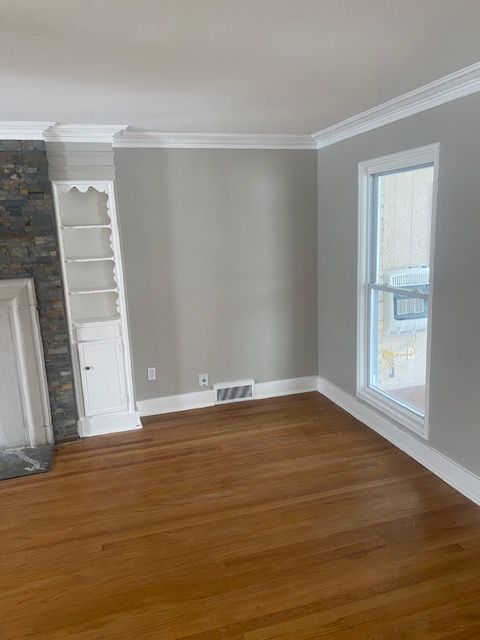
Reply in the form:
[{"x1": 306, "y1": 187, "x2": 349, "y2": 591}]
[
  {"x1": 69, "y1": 287, "x2": 118, "y2": 296},
  {"x1": 61, "y1": 224, "x2": 111, "y2": 230},
  {"x1": 65, "y1": 256, "x2": 115, "y2": 263},
  {"x1": 73, "y1": 315, "x2": 121, "y2": 327}
]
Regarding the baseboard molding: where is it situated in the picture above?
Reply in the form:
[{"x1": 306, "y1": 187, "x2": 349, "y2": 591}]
[
  {"x1": 138, "y1": 390, "x2": 215, "y2": 417},
  {"x1": 136, "y1": 375, "x2": 480, "y2": 506},
  {"x1": 255, "y1": 375, "x2": 319, "y2": 399},
  {"x1": 78, "y1": 411, "x2": 142, "y2": 438},
  {"x1": 317, "y1": 376, "x2": 480, "y2": 507},
  {"x1": 137, "y1": 375, "x2": 319, "y2": 417}
]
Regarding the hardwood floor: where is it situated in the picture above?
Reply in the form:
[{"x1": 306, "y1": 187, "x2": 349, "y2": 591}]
[{"x1": 2, "y1": 392, "x2": 480, "y2": 639}]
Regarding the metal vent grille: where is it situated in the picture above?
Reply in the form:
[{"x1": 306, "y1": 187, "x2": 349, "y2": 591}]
[
  {"x1": 214, "y1": 380, "x2": 254, "y2": 405},
  {"x1": 390, "y1": 271, "x2": 428, "y2": 287},
  {"x1": 395, "y1": 296, "x2": 426, "y2": 319}
]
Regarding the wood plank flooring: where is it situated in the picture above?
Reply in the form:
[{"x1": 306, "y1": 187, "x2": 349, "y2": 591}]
[{"x1": 1, "y1": 392, "x2": 480, "y2": 639}]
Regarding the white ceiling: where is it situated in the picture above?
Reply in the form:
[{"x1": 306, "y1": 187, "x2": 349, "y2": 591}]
[{"x1": 1, "y1": 0, "x2": 480, "y2": 134}]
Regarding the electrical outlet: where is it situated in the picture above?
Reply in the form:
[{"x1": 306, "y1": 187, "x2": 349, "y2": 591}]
[
  {"x1": 147, "y1": 367, "x2": 156, "y2": 381},
  {"x1": 198, "y1": 373, "x2": 209, "y2": 388}
]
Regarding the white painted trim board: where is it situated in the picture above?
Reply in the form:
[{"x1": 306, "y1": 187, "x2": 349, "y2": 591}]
[
  {"x1": 137, "y1": 375, "x2": 319, "y2": 417},
  {"x1": 0, "y1": 121, "x2": 56, "y2": 140},
  {"x1": 2, "y1": 60, "x2": 480, "y2": 148},
  {"x1": 313, "y1": 60, "x2": 480, "y2": 148},
  {"x1": 0, "y1": 278, "x2": 53, "y2": 447},
  {"x1": 114, "y1": 131, "x2": 316, "y2": 150},
  {"x1": 356, "y1": 143, "x2": 440, "y2": 440},
  {"x1": 138, "y1": 374, "x2": 480, "y2": 507},
  {"x1": 45, "y1": 124, "x2": 128, "y2": 143},
  {"x1": 78, "y1": 412, "x2": 142, "y2": 438}
]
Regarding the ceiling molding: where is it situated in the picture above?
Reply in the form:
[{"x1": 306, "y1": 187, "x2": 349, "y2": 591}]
[
  {"x1": 44, "y1": 124, "x2": 128, "y2": 144},
  {"x1": 2, "y1": 62, "x2": 480, "y2": 149},
  {"x1": 0, "y1": 121, "x2": 57, "y2": 140},
  {"x1": 313, "y1": 60, "x2": 480, "y2": 148},
  {"x1": 114, "y1": 131, "x2": 316, "y2": 150}
]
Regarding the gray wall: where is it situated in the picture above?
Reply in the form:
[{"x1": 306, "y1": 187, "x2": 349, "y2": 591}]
[
  {"x1": 317, "y1": 91, "x2": 480, "y2": 475},
  {"x1": 115, "y1": 149, "x2": 318, "y2": 400}
]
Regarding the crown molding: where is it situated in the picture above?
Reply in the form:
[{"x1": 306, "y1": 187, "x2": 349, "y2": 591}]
[
  {"x1": 313, "y1": 60, "x2": 480, "y2": 148},
  {"x1": 0, "y1": 122, "x2": 314, "y2": 149},
  {"x1": 114, "y1": 131, "x2": 316, "y2": 150},
  {"x1": 2, "y1": 61, "x2": 480, "y2": 149},
  {"x1": 44, "y1": 124, "x2": 128, "y2": 143},
  {"x1": 0, "y1": 121, "x2": 57, "y2": 140}
]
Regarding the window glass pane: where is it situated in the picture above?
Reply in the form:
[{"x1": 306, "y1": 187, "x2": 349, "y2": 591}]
[
  {"x1": 375, "y1": 165, "x2": 434, "y2": 287},
  {"x1": 370, "y1": 289, "x2": 427, "y2": 414}
]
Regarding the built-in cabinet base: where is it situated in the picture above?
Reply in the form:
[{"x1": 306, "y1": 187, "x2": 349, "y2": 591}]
[{"x1": 78, "y1": 411, "x2": 142, "y2": 438}]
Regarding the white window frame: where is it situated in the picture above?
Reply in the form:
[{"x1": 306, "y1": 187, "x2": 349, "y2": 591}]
[{"x1": 357, "y1": 143, "x2": 440, "y2": 439}]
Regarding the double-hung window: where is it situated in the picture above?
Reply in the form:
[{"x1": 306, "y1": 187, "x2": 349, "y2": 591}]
[{"x1": 357, "y1": 144, "x2": 439, "y2": 437}]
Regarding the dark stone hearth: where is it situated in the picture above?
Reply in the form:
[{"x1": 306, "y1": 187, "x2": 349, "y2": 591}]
[
  {"x1": 0, "y1": 140, "x2": 78, "y2": 442},
  {"x1": 0, "y1": 445, "x2": 54, "y2": 481}
]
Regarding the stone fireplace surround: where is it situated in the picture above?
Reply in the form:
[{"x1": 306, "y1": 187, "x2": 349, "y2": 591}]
[{"x1": 0, "y1": 140, "x2": 77, "y2": 443}]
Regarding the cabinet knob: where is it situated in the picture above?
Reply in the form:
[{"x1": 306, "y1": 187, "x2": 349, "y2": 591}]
[{"x1": 84, "y1": 366, "x2": 91, "y2": 371}]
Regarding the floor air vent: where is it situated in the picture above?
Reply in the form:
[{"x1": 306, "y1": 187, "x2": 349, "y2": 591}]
[{"x1": 214, "y1": 380, "x2": 255, "y2": 405}]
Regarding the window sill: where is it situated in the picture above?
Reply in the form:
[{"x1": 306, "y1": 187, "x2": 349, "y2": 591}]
[{"x1": 357, "y1": 386, "x2": 427, "y2": 439}]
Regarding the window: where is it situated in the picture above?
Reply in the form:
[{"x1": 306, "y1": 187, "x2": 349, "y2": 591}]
[{"x1": 357, "y1": 145, "x2": 439, "y2": 437}]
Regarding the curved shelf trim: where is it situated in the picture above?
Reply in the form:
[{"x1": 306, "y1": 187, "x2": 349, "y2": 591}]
[{"x1": 54, "y1": 180, "x2": 110, "y2": 195}]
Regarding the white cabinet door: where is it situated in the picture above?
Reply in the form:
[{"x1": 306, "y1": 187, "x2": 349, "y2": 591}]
[{"x1": 77, "y1": 339, "x2": 127, "y2": 416}]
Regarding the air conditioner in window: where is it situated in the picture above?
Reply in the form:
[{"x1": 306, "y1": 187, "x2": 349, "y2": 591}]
[{"x1": 384, "y1": 267, "x2": 429, "y2": 335}]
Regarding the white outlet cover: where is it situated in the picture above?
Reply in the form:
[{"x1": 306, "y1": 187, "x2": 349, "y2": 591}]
[
  {"x1": 198, "y1": 373, "x2": 209, "y2": 387},
  {"x1": 148, "y1": 367, "x2": 156, "y2": 381}
]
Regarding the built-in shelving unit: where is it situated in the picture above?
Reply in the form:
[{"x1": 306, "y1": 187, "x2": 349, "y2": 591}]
[{"x1": 52, "y1": 180, "x2": 140, "y2": 437}]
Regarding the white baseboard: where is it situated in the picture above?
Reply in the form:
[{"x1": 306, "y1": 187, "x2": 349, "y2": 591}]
[
  {"x1": 137, "y1": 375, "x2": 319, "y2": 417},
  {"x1": 78, "y1": 411, "x2": 142, "y2": 438},
  {"x1": 317, "y1": 376, "x2": 480, "y2": 507},
  {"x1": 136, "y1": 374, "x2": 480, "y2": 506},
  {"x1": 255, "y1": 375, "x2": 319, "y2": 399},
  {"x1": 138, "y1": 390, "x2": 215, "y2": 417}
]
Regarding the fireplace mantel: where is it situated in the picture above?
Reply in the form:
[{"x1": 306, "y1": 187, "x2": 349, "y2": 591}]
[{"x1": 0, "y1": 278, "x2": 53, "y2": 448}]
